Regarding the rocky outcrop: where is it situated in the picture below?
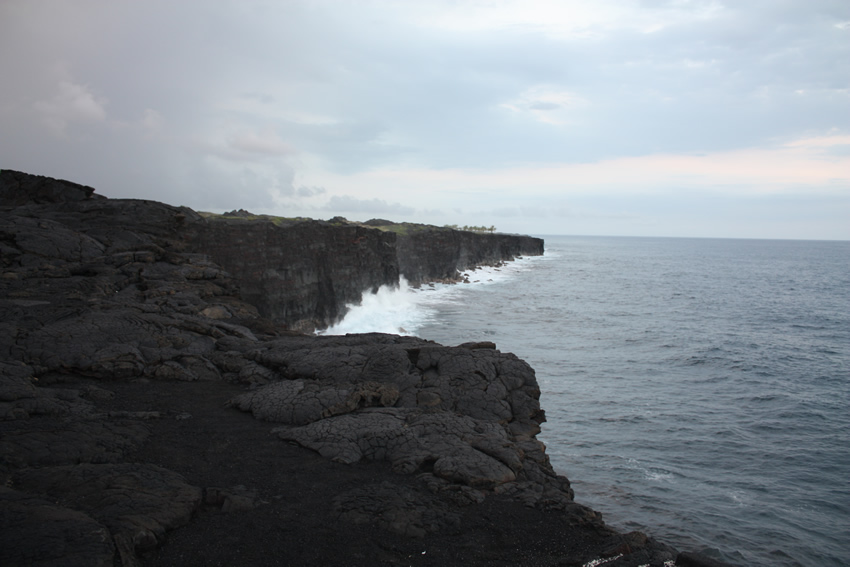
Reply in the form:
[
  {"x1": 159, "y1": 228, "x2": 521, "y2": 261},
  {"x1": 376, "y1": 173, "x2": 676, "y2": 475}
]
[
  {"x1": 226, "y1": 337, "x2": 561, "y2": 497},
  {"x1": 0, "y1": 170, "x2": 725, "y2": 567},
  {"x1": 0, "y1": 168, "x2": 99, "y2": 205}
]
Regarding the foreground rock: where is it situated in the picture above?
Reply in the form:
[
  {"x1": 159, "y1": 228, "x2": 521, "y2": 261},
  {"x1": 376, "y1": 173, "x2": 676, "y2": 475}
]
[{"x1": 1, "y1": 170, "x2": 729, "y2": 566}]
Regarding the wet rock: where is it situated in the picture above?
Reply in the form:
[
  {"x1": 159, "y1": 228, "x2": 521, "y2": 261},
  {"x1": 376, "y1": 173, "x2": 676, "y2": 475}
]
[
  {"x1": 676, "y1": 551, "x2": 739, "y2": 567},
  {"x1": 591, "y1": 531, "x2": 678, "y2": 567}
]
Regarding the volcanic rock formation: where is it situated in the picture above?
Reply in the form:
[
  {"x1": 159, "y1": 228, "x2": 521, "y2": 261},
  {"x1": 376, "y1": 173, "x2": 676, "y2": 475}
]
[{"x1": 0, "y1": 170, "x2": 725, "y2": 566}]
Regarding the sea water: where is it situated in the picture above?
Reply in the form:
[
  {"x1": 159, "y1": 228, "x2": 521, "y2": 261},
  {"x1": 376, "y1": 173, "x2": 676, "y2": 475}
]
[{"x1": 321, "y1": 235, "x2": 850, "y2": 567}]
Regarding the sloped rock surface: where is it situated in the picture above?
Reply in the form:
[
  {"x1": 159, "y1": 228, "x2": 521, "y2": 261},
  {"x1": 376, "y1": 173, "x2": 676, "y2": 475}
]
[
  {"x1": 0, "y1": 487, "x2": 115, "y2": 567},
  {"x1": 12, "y1": 463, "x2": 202, "y2": 561},
  {"x1": 332, "y1": 481, "x2": 461, "y2": 538},
  {"x1": 229, "y1": 379, "x2": 400, "y2": 425},
  {"x1": 227, "y1": 334, "x2": 562, "y2": 498},
  {"x1": 0, "y1": 169, "x2": 97, "y2": 205},
  {"x1": 274, "y1": 408, "x2": 521, "y2": 488},
  {"x1": 0, "y1": 419, "x2": 149, "y2": 469}
]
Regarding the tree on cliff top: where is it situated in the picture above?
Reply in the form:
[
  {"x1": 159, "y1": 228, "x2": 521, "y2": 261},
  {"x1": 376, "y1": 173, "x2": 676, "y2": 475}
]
[{"x1": 444, "y1": 224, "x2": 496, "y2": 233}]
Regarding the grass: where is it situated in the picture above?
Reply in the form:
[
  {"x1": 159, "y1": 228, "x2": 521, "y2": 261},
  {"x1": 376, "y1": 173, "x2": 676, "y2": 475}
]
[
  {"x1": 197, "y1": 212, "x2": 491, "y2": 236},
  {"x1": 197, "y1": 211, "x2": 309, "y2": 226}
]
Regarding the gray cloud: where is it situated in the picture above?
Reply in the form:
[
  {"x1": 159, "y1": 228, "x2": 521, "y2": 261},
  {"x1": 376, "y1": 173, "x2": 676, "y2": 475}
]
[
  {"x1": 0, "y1": 0, "x2": 847, "y2": 238},
  {"x1": 297, "y1": 185, "x2": 327, "y2": 197},
  {"x1": 226, "y1": 131, "x2": 293, "y2": 157}
]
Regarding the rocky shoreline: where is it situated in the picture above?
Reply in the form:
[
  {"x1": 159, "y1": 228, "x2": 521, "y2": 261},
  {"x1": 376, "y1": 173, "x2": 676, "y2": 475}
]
[{"x1": 0, "y1": 170, "x2": 730, "y2": 566}]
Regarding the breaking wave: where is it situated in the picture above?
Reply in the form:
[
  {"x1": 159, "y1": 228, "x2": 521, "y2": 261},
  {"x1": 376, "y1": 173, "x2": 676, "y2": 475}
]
[
  {"x1": 319, "y1": 277, "x2": 435, "y2": 336},
  {"x1": 319, "y1": 256, "x2": 543, "y2": 336}
]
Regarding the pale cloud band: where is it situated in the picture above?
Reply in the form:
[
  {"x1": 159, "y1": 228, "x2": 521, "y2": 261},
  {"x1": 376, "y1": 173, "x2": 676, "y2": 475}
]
[
  {"x1": 303, "y1": 134, "x2": 850, "y2": 200},
  {"x1": 1, "y1": 0, "x2": 847, "y2": 239}
]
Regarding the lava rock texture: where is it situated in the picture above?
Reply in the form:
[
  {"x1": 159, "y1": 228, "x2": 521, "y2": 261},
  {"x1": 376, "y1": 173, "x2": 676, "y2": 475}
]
[{"x1": 0, "y1": 170, "x2": 731, "y2": 566}]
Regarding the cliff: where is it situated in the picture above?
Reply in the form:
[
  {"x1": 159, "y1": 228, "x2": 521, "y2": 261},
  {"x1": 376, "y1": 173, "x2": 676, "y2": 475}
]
[
  {"x1": 0, "y1": 169, "x2": 542, "y2": 333},
  {"x1": 360, "y1": 219, "x2": 544, "y2": 285},
  {"x1": 0, "y1": 170, "x2": 727, "y2": 567},
  {"x1": 187, "y1": 216, "x2": 543, "y2": 331},
  {"x1": 183, "y1": 217, "x2": 401, "y2": 332}
]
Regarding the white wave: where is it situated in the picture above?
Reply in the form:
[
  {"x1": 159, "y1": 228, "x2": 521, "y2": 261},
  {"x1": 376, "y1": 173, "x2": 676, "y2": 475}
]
[
  {"x1": 319, "y1": 255, "x2": 545, "y2": 336},
  {"x1": 455, "y1": 253, "x2": 546, "y2": 285},
  {"x1": 319, "y1": 277, "x2": 429, "y2": 336}
]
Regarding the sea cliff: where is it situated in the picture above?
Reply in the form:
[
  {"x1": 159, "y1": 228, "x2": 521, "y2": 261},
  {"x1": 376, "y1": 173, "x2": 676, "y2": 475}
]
[
  {"x1": 182, "y1": 208, "x2": 541, "y2": 333},
  {"x1": 0, "y1": 170, "x2": 728, "y2": 566}
]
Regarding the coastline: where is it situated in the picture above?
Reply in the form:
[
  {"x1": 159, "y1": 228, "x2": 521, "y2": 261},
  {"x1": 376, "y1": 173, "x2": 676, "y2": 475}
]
[{"x1": 0, "y1": 170, "x2": 731, "y2": 566}]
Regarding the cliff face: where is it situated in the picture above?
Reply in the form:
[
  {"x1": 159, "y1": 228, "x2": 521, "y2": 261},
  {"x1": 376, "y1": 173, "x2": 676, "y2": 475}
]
[
  {"x1": 183, "y1": 219, "x2": 399, "y2": 332},
  {"x1": 395, "y1": 227, "x2": 544, "y2": 284},
  {"x1": 189, "y1": 221, "x2": 545, "y2": 330},
  {"x1": 182, "y1": 219, "x2": 543, "y2": 332},
  {"x1": 0, "y1": 170, "x2": 543, "y2": 332}
]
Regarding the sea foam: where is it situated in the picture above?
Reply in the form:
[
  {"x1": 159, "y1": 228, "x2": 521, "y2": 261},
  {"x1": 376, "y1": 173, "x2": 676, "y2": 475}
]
[
  {"x1": 319, "y1": 256, "x2": 542, "y2": 336},
  {"x1": 319, "y1": 277, "x2": 433, "y2": 336}
]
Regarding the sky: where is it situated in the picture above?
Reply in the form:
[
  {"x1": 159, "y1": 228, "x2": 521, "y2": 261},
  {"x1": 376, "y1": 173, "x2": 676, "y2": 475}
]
[{"x1": 1, "y1": 0, "x2": 849, "y2": 239}]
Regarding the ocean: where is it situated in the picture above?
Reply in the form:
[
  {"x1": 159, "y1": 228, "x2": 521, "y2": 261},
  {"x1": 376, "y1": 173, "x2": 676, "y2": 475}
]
[{"x1": 322, "y1": 235, "x2": 850, "y2": 567}]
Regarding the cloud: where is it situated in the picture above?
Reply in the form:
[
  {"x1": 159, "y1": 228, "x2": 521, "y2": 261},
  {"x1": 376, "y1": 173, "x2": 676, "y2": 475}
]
[
  {"x1": 299, "y1": 133, "x2": 850, "y2": 204},
  {"x1": 33, "y1": 81, "x2": 107, "y2": 135},
  {"x1": 528, "y1": 101, "x2": 561, "y2": 111},
  {"x1": 1, "y1": 0, "x2": 848, "y2": 239},
  {"x1": 109, "y1": 108, "x2": 166, "y2": 138},
  {"x1": 140, "y1": 109, "x2": 164, "y2": 131},
  {"x1": 784, "y1": 134, "x2": 850, "y2": 150},
  {"x1": 323, "y1": 195, "x2": 415, "y2": 217},
  {"x1": 388, "y1": 0, "x2": 722, "y2": 38},
  {"x1": 227, "y1": 129, "x2": 294, "y2": 157},
  {"x1": 499, "y1": 85, "x2": 586, "y2": 125},
  {"x1": 490, "y1": 205, "x2": 555, "y2": 218},
  {"x1": 296, "y1": 185, "x2": 327, "y2": 197}
]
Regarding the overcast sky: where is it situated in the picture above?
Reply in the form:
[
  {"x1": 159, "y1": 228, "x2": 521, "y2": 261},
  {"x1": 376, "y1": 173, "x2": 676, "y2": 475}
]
[{"x1": 2, "y1": 1, "x2": 848, "y2": 239}]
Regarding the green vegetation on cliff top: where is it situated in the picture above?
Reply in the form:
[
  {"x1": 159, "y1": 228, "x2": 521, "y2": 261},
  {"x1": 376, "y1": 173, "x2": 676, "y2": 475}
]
[
  {"x1": 198, "y1": 211, "x2": 497, "y2": 235},
  {"x1": 197, "y1": 210, "x2": 308, "y2": 226}
]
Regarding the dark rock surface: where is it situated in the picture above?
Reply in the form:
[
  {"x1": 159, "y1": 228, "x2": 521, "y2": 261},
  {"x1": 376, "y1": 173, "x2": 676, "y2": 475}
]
[
  {"x1": 183, "y1": 218, "x2": 400, "y2": 332},
  {"x1": 182, "y1": 217, "x2": 543, "y2": 332},
  {"x1": 0, "y1": 170, "x2": 732, "y2": 566},
  {"x1": 395, "y1": 225, "x2": 545, "y2": 285}
]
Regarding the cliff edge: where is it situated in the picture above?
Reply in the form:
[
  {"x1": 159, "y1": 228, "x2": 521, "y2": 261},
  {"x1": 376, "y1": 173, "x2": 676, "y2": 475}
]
[
  {"x1": 0, "y1": 170, "x2": 728, "y2": 567},
  {"x1": 185, "y1": 215, "x2": 543, "y2": 332}
]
